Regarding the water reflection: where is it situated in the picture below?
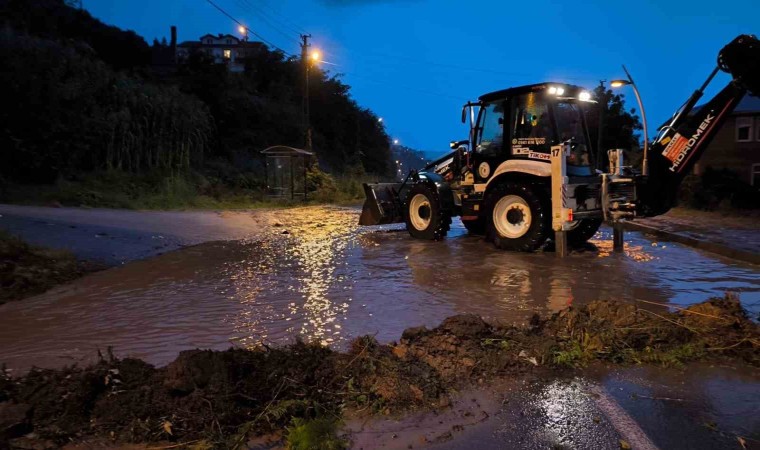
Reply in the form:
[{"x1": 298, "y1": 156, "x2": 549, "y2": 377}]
[{"x1": 0, "y1": 207, "x2": 757, "y2": 371}]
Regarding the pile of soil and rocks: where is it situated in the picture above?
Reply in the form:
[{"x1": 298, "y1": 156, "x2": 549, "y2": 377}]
[
  {"x1": 1, "y1": 295, "x2": 757, "y2": 448},
  {"x1": 0, "y1": 231, "x2": 94, "y2": 305}
]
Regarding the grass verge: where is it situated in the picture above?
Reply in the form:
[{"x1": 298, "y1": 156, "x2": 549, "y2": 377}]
[
  {"x1": 0, "y1": 169, "x2": 372, "y2": 211},
  {"x1": 0, "y1": 231, "x2": 92, "y2": 305}
]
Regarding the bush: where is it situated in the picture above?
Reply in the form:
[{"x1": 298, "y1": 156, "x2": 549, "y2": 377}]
[{"x1": 678, "y1": 168, "x2": 759, "y2": 210}]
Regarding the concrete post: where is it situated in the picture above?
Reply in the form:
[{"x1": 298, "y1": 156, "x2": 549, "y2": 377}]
[
  {"x1": 550, "y1": 144, "x2": 570, "y2": 258},
  {"x1": 613, "y1": 222, "x2": 625, "y2": 252}
]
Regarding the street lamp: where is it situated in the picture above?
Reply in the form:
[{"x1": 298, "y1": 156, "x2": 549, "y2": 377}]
[
  {"x1": 303, "y1": 48, "x2": 321, "y2": 150},
  {"x1": 393, "y1": 139, "x2": 399, "y2": 145},
  {"x1": 610, "y1": 65, "x2": 649, "y2": 176},
  {"x1": 378, "y1": 117, "x2": 383, "y2": 123},
  {"x1": 238, "y1": 25, "x2": 248, "y2": 41}
]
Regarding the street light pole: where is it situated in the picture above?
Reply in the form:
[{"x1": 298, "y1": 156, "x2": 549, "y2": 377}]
[
  {"x1": 597, "y1": 79, "x2": 607, "y2": 172},
  {"x1": 612, "y1": 66, "x2": 649, "y2": 176},
  {"x1": 300, "y1": 34, "x2": 312, "y2": 150}
]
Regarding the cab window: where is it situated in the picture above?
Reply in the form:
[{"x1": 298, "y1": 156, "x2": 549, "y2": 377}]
[
  {"x1": 510, "y1": 93, "x2": 553, "y2": 155},
  {"x1": 476, "y1": 102, "x2": 504, "y2": 156}
]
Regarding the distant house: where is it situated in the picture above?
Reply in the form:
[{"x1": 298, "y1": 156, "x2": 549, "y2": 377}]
[
  {"x1": 694, "y1": 95, "x2": 760, "y2": 185},
  {"x1": 176, "y1": 33, "x2": 265, "y2": 73}
]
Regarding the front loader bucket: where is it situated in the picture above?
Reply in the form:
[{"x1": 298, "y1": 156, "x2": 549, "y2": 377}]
[{"x1": 358, "y1": 182, "x2": 405, "y2": 225}]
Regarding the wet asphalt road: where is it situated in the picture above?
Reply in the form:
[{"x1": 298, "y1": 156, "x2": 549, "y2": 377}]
[
  {"x1": 0, "y1": 204, "x2": 758, "y2": 371},
  {"x1": 1, "y1": 204, "x2": 759, "y2": 450},
  {"x1": 0, "y1": 204, "x2": 270, "y2": 265}
]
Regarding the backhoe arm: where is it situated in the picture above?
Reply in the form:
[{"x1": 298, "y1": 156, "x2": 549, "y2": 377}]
[{"x1": 637, "y1": 34, "x2": 760, "y2": 217}]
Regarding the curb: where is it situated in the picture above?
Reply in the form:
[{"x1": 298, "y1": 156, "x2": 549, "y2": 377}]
[{"x1": 622, "y1": 221, "x2": 760, "y2": 265}]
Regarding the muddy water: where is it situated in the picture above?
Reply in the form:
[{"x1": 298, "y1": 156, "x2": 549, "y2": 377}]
[{"x1": 0, "y1": 206, "x2": 758, "y2": 371}]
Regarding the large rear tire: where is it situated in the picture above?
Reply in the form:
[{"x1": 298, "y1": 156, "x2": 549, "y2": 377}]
[
  {"x1": 567, "y1": 218, "x2": 603, "y2": 246},
  {"x1": 485, "y1": 182, "x2": 550, "y2": 252},
  {"x1": 404, "y1": 183, "x2": 451, "y2": 241}
]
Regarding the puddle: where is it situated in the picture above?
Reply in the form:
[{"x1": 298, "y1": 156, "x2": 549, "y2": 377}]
[
  {"x1": 0, "y1": 206, "x2": 758, "y2": 371},
  {"x1": 425, "y1": 364, "x2": 760, "y2": 450}
]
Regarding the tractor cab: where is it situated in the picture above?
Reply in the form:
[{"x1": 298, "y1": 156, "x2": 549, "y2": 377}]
[{"x1": 466, "y1": 83, "x2": 597, "y2": 180}]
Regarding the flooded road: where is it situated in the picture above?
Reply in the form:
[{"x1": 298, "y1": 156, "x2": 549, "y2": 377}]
[{"x1": 0, "y1": 206, "x2": 758, "y2": 371}]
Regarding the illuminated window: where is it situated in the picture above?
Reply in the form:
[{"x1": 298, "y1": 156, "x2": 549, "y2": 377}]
[
  {"x1": 736, "y1": 117, "x2": 752, "y2": 142},
  {"x1": 223, "y1": 49, "x2": 231, "y2": 59}
]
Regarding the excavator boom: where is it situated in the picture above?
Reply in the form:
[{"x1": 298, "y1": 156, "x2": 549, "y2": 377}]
[{"x1": 638, "y1": 34, "x2": 760, "y2": 216}]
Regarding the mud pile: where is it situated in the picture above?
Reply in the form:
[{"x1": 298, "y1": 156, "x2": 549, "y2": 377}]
[
  {"x1": 0, "y1": 231, "x2": 93, "y2": 304},
  {"x1": 1, "y1": 296, "x2": 757, "y2": 448}
]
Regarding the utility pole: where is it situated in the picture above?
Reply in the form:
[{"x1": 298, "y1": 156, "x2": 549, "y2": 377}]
[
  {"x1": 596, "y1": 80, "x2": 607, "y2": 171},
  {"x1": 300, "y1": 34, "x2": 312, "y2": 150}
]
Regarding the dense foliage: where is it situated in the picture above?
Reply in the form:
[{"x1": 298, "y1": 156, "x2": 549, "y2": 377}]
[
  {"x1": 0, "y1": 0, "x2": 392, "y2": 190},
  {"x1": 585, "y1": 85, "x2": 644, "y2": 168}
]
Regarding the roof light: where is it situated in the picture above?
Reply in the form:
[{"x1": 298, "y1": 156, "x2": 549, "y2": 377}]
[
  {"x1": 548, "y1": 86, "x2": 557, "y2": 94},
  {"x1": 556, "y1": 87, "x2": 565, "y2": 95}
]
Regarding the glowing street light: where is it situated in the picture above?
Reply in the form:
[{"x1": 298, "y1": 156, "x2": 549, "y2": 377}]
[
  {"x1": 311, "y1": 51, "x2": 321, "y2": 62},
  {"x1": 611, "y1": 66, "x2": 649, "y2": 176},
  {"x1": 378, "y1": 117, "x2": 383, "y2": 123},
  {"x1": 238, "y1": 25, "x2": 248, "y2": 41},
  {"x1": 393, "y1": 139, "x2": 399, "y2": 145}
]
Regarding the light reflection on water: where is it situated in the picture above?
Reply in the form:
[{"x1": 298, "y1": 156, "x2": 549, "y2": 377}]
[{"x1": 0, "y1": 206, "x2": 757, "y2": 371}]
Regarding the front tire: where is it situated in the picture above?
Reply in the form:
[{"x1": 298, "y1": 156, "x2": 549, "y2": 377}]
[
  {"x1": 404, "y1": 183, "x2": 451, "y2": 241},
  {"x1": 485, "y1": 182, "x2": 550, "y2": 252}
]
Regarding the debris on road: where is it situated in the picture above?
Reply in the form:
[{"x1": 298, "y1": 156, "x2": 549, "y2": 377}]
[
  {"x1": 0, "y1": 231, "x2": 98, "y2": 305},
  {"x1": 0, "y1": 295, "x2": 757, "y2": 448}
]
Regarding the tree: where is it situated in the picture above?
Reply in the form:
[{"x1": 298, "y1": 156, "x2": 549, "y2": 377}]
[{"x1": 586, "y1": 85, "x2": 643, "y2": 169}]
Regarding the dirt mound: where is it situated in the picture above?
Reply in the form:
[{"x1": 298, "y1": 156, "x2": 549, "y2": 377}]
[
  {"x1": 1, "y1": 296, "x2": 757, "y2": 448},
  {"x1": 0, "y1": 231, "x2": 94, "y2": 305}
]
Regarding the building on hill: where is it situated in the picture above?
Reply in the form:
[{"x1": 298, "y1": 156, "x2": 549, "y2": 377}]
[
  {"x1": 694, "y1": 95, "x2": 760, "y2": 185},
  {"x1": 176, "y1": 33, "x2": 268, "y2": 72}
]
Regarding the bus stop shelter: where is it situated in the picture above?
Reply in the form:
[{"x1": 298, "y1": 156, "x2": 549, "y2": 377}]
[{"x1": 261, "y1": 146, "x2": 314, "y2": 199}]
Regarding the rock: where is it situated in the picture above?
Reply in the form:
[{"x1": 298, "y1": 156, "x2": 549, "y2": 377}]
[
  {"x1": 401, "y1": 326, "x2": 428, "y2": 341},
  {"x1": 392, "y1": 345, "x2": 408, "y2": 359},
  {"x1": 0, "y1": 402, "x2": 31, "y2": 441},
  {"x1": 164, "y1": 350, "x2": 230, "y2": 394},
  {"x1": 437, "y1": 315, "x2": 490, "y2": 337}
]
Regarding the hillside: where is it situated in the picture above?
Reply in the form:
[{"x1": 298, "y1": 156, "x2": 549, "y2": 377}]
[{"x1": 0, "y1": 0, "x2": 393, "y2": 207}]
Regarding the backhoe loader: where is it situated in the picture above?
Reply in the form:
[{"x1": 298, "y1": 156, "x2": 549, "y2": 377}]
[{"x1": 359, "y1": 34, "x2": 760, "y2": 252}]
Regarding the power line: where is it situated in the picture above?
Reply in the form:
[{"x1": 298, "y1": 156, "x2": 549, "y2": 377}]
[
  {"x1": 334, "y1": 70, "x2": 469, "y2": 102},
  {"x1": 232, "y1": 0, "x2": 301, "y2": 45},
  {"x1": 238, "y1": 0, "x2": 307, "y2": 37},
  {"x1": 203, "y1": 0, "x2": 294, "y2": 56}
]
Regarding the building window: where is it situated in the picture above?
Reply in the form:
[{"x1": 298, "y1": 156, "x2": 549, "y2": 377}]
[
  {"x1": 223, "y1": 49, "x2": 231, "y2": 60},
  {"x1": 752, "y1": 164, "x2": 760, "y2": 186},
  {"x1": 736, "y1": 117, "x2": 753, "y2": 142},
  {"x1": 226, "y1": 39, "x2": 232, "y2": 44}
]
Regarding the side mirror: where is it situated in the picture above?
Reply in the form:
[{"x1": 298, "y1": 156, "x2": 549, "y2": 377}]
[{"x1": 450, "y1": 139, "x2": 470, "y2": 149}]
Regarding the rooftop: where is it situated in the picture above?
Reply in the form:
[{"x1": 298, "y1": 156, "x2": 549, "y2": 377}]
[{"x1": 734, "y1": 94, "x2": 760, "y2": 113}]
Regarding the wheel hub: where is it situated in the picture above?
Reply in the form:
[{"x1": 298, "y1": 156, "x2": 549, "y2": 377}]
[
  {"x1": 506, "y1": 206, "x2": 524, "y2": 225},
  {"x1": 492, "y1": 195, "x2": 532, "y2": 239},
  {"x1": 409, "y1": 193, "x2": 432, "y2": 230}
]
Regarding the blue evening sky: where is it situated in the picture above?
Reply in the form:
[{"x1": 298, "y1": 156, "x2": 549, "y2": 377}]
[{"x1": 88, "y1": 0, "x2": 758, "y2": 156}]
